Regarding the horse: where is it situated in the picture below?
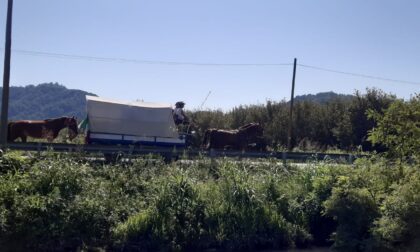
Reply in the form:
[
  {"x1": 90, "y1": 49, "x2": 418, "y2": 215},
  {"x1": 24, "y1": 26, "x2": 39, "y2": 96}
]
[
  {"x1": 203, "y1": 128, "x2": 241, "y2": 150},
  {"x1": 7, "y1": 116, "x2": 78, "y2": 143},
  {"x1": 203, "y1": 123, "x2": 264, "y2": 150},
  {"x1": 237, "y1": 123, "x2": 264, "y2": 140}
]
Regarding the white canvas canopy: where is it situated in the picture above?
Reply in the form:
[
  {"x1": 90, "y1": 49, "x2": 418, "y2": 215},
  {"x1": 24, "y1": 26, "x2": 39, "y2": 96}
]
[{"x1": 86, "y1": 95, "x2": 179, "y2": 138}]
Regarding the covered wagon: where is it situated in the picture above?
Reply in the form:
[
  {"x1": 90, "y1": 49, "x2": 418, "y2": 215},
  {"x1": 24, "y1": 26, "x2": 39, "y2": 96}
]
[{"x1": 82, "y1": 95, "x2": 186, "y2": 147}]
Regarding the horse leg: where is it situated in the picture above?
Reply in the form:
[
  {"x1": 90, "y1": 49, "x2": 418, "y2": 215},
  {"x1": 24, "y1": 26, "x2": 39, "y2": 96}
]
[
  {"x1": 8, "y1": 135, "x2": 17, "y2": 142},
  {"x1": 203, "y1": 130, "x2": 210, "y2": 149},
  {"x1": 47, "y1": 133, "x2": 56, "y2": 143},
  {"x1": 44, "y1": 129, "x2": 56, "y2": 143},
  {"x1": 7, "y1": 133, "x2": 14, "y2": 142},
  {"x1": 48, "y1": 130, "x2": 60, "y2": 143},
  {"x1": 21, "y1": 135, "x2": 27, "y2": 143}
]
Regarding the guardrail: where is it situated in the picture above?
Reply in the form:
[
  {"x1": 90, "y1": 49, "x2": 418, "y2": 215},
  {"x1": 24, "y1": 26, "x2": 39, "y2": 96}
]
[{"x1": 5, "y1": 142, "x2": 365, "y2": 163}]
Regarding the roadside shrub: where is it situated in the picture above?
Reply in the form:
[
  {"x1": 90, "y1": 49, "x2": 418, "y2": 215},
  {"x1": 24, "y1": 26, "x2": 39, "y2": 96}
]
[
  {"x1": 114, "y1": 170, "x2": 206, "y2": 251},
  {"x1": 0, "y1": 151, "x2": 30, "y2": 174},
  {"x1": 373, "y1": 170, "x2": 420, "y2": 251},
  {"x1": 300, "y1": 164, "x2": 349, "y2": 246},
  {"x1": 0, "y1": 157, "x2": 96, "y2": 250},
  {"x1": 324, "y1": 175, "x2": 379, "y2": 252},
  {"x1": 259, "y1": 172, "x2": 313, "y2": 248},
  {"x1": 204, "y1": 162, "x2": 311, "y2": 250},
  {"x1": 0, "y1": 171, "x2": 26, "y2": 250},
  {"x1": 0, "y1": 155, "x2": 151, "y2": 251}
]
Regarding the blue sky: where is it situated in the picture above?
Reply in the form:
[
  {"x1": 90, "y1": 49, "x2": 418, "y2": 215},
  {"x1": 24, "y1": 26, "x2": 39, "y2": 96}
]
[{"x1": 0, "y1": 0, "x2": 419, "y2": 110}]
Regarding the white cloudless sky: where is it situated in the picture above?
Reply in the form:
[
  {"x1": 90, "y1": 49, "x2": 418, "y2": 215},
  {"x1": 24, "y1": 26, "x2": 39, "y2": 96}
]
[{"x1": 0, "y1": 0, "x2": 419, "y2": 110}]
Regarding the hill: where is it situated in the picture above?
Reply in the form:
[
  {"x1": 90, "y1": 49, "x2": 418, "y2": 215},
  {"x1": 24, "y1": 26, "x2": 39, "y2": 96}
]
[
  {"x1": 294, "y1": 91, "x2": 354, "y2": 103},
  {"x1": 0, "y1": 83, "x2": 96, "y2": 120}
]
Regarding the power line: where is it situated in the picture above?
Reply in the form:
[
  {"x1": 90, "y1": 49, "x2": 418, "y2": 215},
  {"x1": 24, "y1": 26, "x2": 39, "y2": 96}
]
[
  {"x1": 298, "y1": 63, "x2": 420, "y2": 86},
  {"x1": 6, "y1": 48, "x2": 420, "y2": 85},
  {"x1": 10, "y1": 48, "x2": 293, "y2": 67}
]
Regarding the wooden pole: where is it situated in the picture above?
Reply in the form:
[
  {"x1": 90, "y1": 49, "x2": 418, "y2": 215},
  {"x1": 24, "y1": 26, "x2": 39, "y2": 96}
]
[
  {"x1": 287, "y1": 58, "x2": 297, "y2": 151},
  {"x1": 1, "y1": 0, "x2": 13, "y2": 146}
]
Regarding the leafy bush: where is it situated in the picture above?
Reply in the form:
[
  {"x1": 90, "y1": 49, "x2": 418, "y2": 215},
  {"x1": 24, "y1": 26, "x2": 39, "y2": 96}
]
[
  {"x1": 114, "y1": 169, "x2": 206, "y2": 251},
  {"x1": 373, "y1": 170, "x2": 420, "y2": 251},
  {"x1": 321, "y1": 157, "x2": 413, "y2": 251},
  {"x1": 301, "y1": 164, "x2": 348, "y2": 246},
  {"x1": 368, "y1": 93, "x2": 420, "y2": 160},
  {"x1": 0, "y1": 155, "x2": 149, "y2": 250},
  {"x1": 204, "y1": 162, "x2": 311, "y2": 250},
  {"x1": 1, "y1": 152, "x2": 419, "y2": 251},
  {"x1": 324, "y1": 178, "x2": 379, "y2": 252},
  {"x1": 0, "y1": 151, "x2": 30, "y2": 174}
]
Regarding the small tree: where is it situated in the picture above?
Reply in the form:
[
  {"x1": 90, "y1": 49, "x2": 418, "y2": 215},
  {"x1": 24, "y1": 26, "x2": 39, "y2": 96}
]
[
  {"x1": 349, "y1": 88, "x2": 395, "y2": 151},
  {"x1": 368, "y1": 94, "x2": 420, "y2": 160}
]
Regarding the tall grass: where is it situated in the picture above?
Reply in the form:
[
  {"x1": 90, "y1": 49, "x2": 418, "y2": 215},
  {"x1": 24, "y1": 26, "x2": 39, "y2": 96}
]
[{"x1": 0, "y1": 152, "x2": 418, "y2": 251}]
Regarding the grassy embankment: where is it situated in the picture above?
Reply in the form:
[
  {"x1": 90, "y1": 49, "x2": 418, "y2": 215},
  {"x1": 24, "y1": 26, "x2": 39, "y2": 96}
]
[{"x1": 0, "y1": 151, "x2": 418, "y2": 251}]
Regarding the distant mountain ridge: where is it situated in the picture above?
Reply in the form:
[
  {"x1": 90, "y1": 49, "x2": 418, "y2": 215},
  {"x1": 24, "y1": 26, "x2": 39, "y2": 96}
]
[
  {"x1": 0, "y1": 83, "x2": 96, "y2": 120},
  {"x1": 294, "y1": 91, "x2": 354, "y2": 103}
]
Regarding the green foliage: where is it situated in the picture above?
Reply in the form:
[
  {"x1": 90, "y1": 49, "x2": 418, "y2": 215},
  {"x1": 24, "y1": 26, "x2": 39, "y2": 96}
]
[
  {"x1": 0, "y1": 158, "x2": 91, "y2": 249},
  {"x1": 0, "y1": 152, "x2": 419, "y2": 251},
  {"x1": 348, "y1": 88, "x2": 395, "y2": 150},
  {"x1": 114, "y1": 169, "x2": 206, "y2": 251},
  {"x1": 373, "y1": 169, "x2": 420, "y2": 251},
  {"x1": 324, "y1": 177, "x2": 379, "y2": 251},
  {"x1": 0, "y1": 151, "x2": 31, "y2": 174},
  {"x1": 302, "y1": 164, "x2": 349, "y2": 246},
  {"x1": 368, "y1": 93, "x2": 420, "y2": 160},
  {"x1": 322, "y1": 158, "x2": 420, "y2": 252},
  {"x1": 0, "y1": 154, "x2": 147, "y2": 250},
  {"x1": 204, "y1": 163, "x2": 309, "y2": 250}
]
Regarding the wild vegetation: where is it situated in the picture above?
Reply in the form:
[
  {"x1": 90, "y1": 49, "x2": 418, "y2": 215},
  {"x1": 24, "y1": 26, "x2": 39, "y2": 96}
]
[{"x1": 0, "y1": 151, "x2": 418, "y2": 251}]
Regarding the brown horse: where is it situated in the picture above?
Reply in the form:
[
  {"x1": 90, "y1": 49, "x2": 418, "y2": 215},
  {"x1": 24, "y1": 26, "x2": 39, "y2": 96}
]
[
  {"x1": 203, "y1": 123, "x2": 264, "y2": 150},
  {"x1": 8, "y1": 116, "x2": 78, "y2": 143}
]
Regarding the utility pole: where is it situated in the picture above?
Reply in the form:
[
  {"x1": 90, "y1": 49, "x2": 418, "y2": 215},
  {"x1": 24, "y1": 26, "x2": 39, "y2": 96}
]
[
  {"x1": 287, "y1": 58, "x2": 297, "y2": 151},
  {"x1": 1, "y1": 0, "x2": 13, "y2": 146}
]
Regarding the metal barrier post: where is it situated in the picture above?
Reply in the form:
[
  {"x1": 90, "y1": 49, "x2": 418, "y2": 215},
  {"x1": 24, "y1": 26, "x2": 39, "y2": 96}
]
[
  {"x1": 37, "y1": 142, "x2": 42, "y2": 157},
  {"x1": 348, "y1": 154, "x2": 354, "y2": 164},
  {"x1": 282, "y1": 151, "x2": 287, "y2": 166},
  {"x1": 210, "y1": 148, "x2": 216, "y2": 168}
]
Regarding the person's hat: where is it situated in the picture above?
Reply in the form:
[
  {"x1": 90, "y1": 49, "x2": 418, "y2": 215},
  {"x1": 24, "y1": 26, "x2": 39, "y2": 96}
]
[{"x1": 175, "y1": 101, "x2": 185, "y2": 107}]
